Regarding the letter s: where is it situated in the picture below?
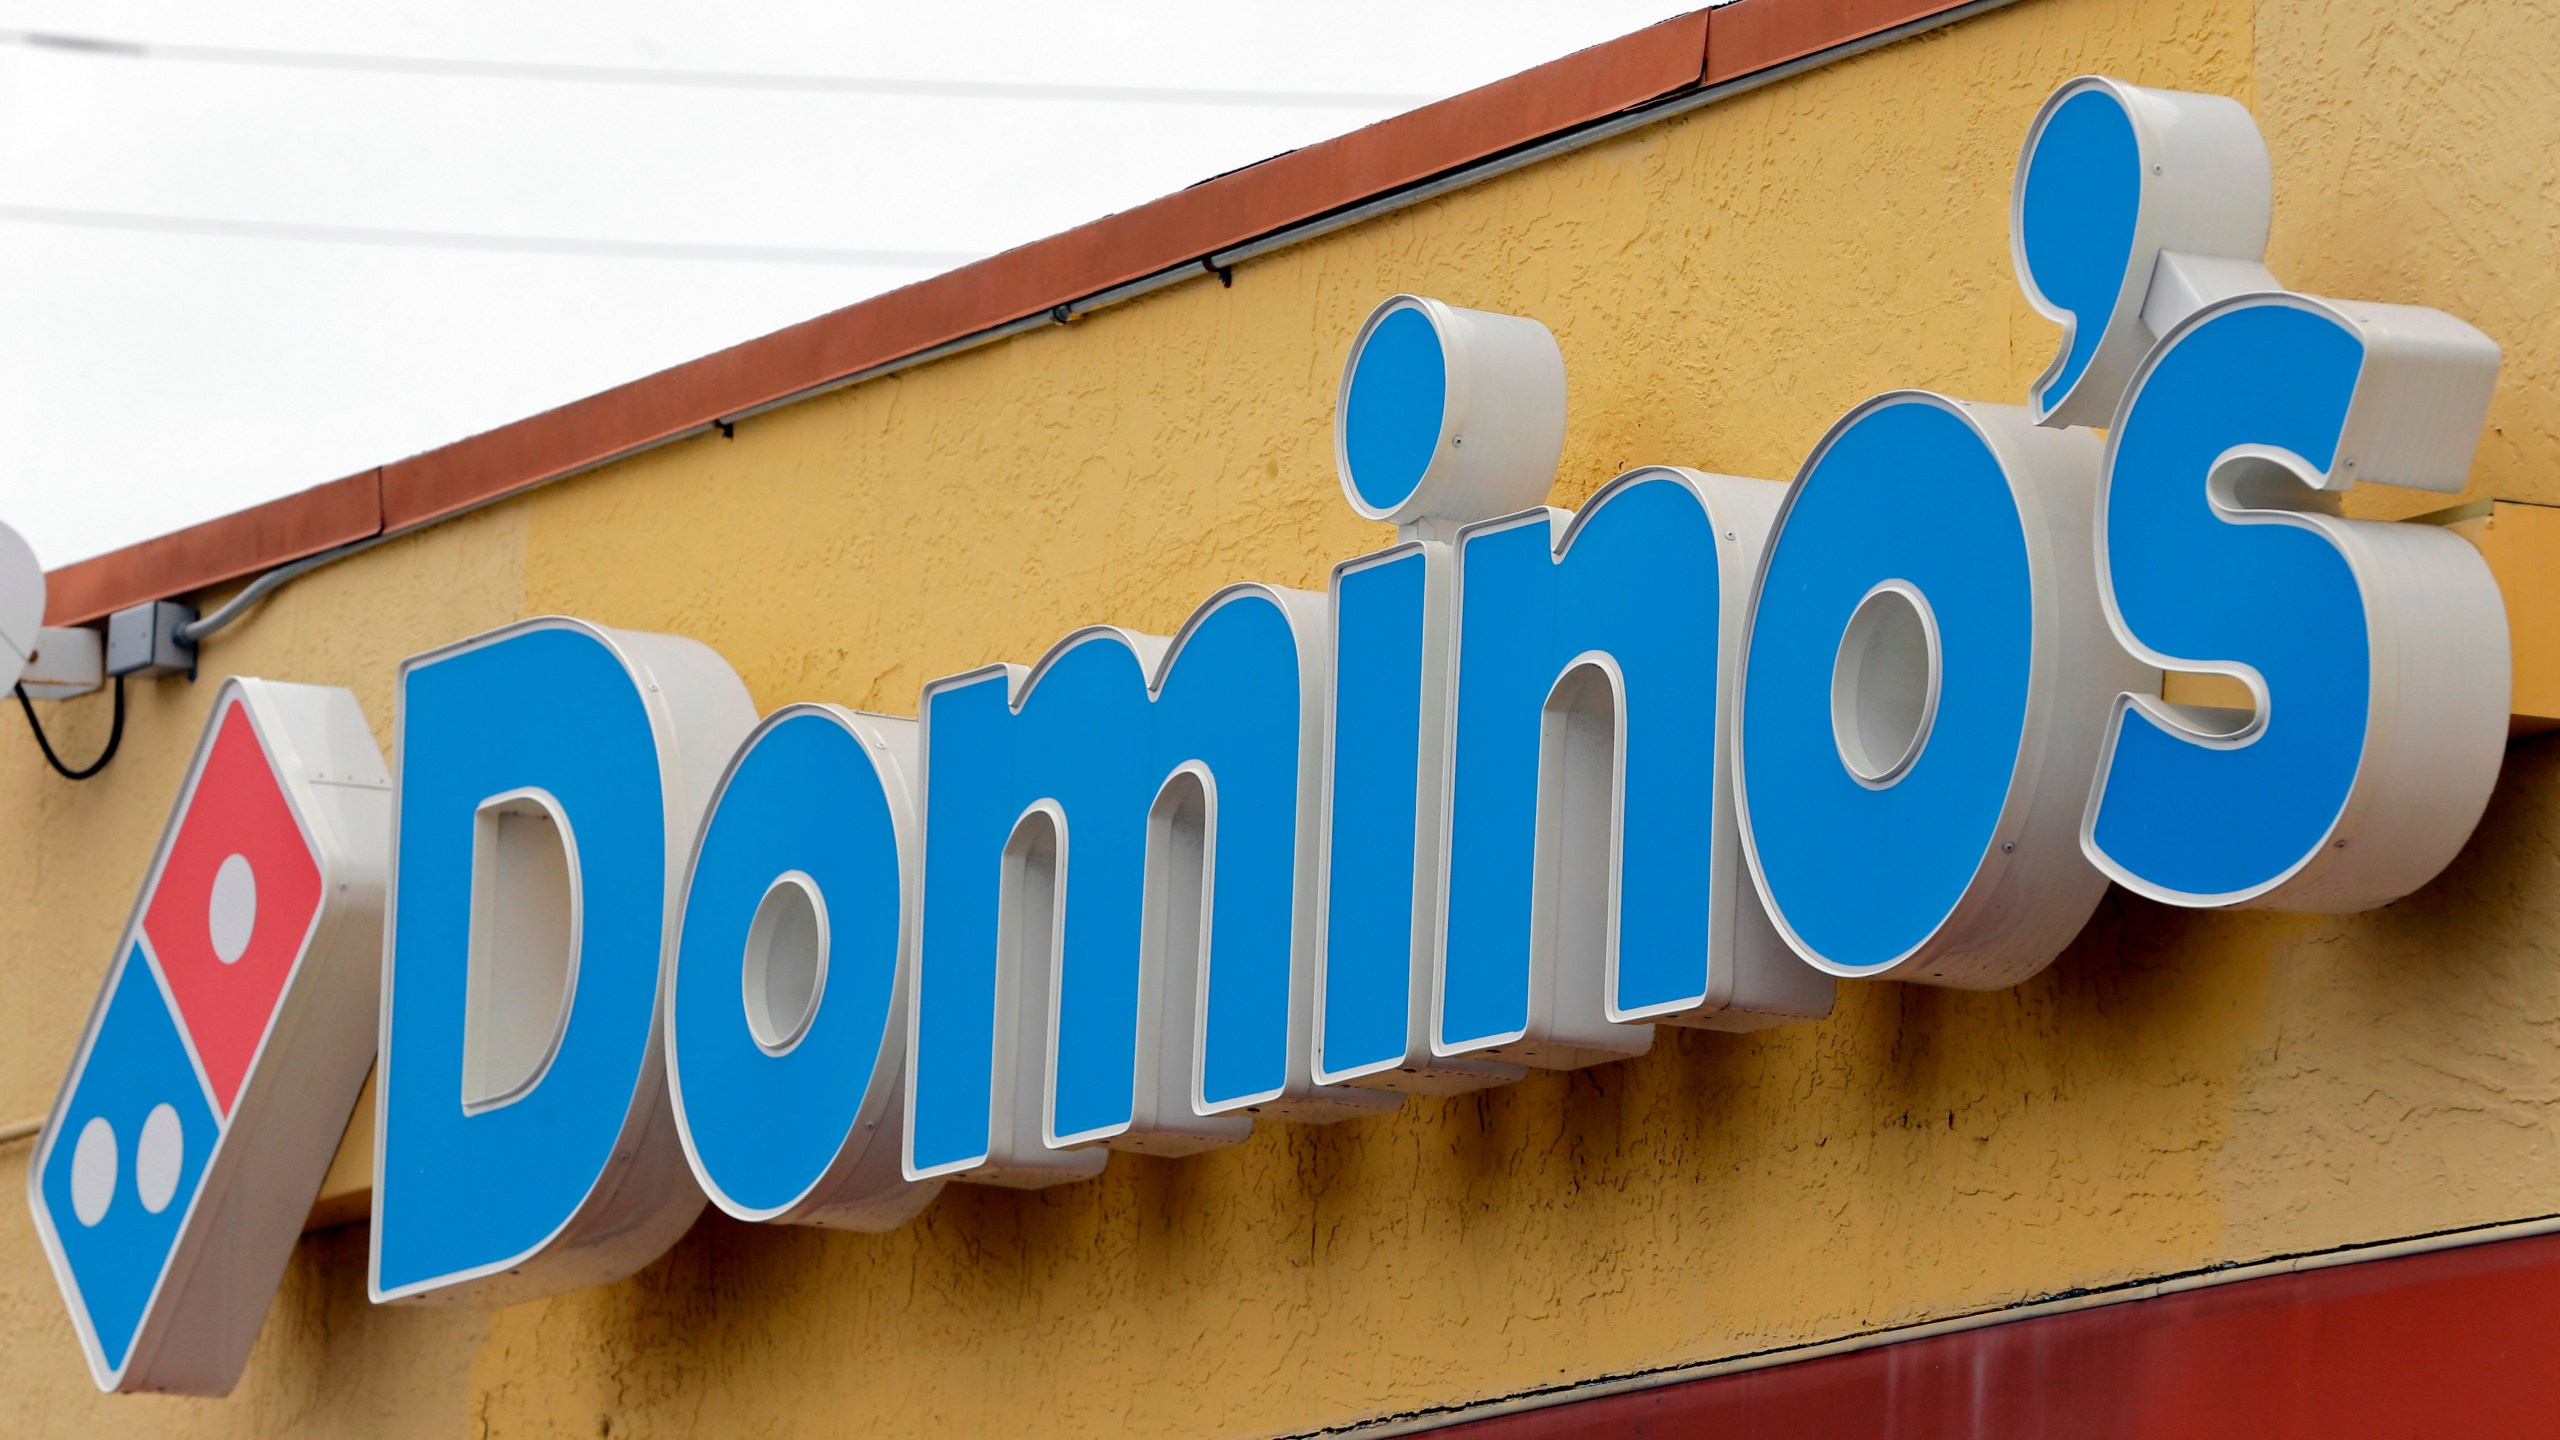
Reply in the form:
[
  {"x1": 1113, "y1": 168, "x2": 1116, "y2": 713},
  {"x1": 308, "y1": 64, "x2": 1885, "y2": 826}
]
[{"x1": 2085, "y1": 293, "x2": 2508, "y2": 909}]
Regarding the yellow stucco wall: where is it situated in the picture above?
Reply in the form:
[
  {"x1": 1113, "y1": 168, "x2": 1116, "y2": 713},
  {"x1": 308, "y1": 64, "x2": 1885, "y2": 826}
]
[{"x1": 7, "y1": 0, "x2": 2559, "y2": 1433}]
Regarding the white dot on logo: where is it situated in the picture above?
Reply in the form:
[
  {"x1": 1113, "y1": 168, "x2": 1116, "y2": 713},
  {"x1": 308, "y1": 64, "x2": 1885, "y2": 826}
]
[
  {"x1": 136, "y1": 1104, "x2": 185, "y2": 1215},
  {"x1": 209, "y1": 852, "x2": 257, "y2": 965},
  {"x1": 69, "y1": 1116, "x2": 116, "y2": 1227}
]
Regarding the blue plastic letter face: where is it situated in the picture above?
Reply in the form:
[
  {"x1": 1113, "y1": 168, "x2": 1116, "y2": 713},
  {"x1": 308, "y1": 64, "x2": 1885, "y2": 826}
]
[
  {"x1": 1314, "y1": 543, "x2": 1524, "y2": 1096},
  {"x1": 910, "y1": 585, "x2": 1382, "y2": 1186},
  {"x1": 1738, "y1": 396, "x2": 2137, "y2": 988},
  {"x1": 1311, "y1": 292, "x2": 1581, "y2": 1097},
  {"x1": 2017, "y1": 86, "x2": 2140, "y2": 412},
  {"x1": 2009, "y1": 75, "x2": 2507, "y2": 911},
  {"x1": 1332, "y1": 293, "x2": 1567, "y2": 528},
  {"x1": 1341, "y1": 306, "x2": 1449, "y2": 517},
  {"x1": 667, "y1": 705, "x2": 937, "y2": 1229},
  {"x1": 1435, "y1": 468, "x2": 1828, "y2": 1070},
  {"x1": 2085, "y1": 295, "x2": 2508, "y2": 910},
  {"x1": 1158, "y1": 596, "x2": 1393, "y2": 1126},
  {"x1": 375, "y1": 619, "x2": 753, "y2": 1304},
  {"x1": 1315, "y1": 546, "x2": 1432, "y2": 1086},
  {"x1": 2011, "y1": 76, "x2": 2272, "y2": 428}
]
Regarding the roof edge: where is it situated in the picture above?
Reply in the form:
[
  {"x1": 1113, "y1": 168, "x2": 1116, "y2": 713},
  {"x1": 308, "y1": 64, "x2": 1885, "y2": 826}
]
[
  {"x1": 45, "y1": 0, "x2": 1992, "y2": 626},
  {"x1": 46, "y1": 470, "x2": 381, "y2": 628}
]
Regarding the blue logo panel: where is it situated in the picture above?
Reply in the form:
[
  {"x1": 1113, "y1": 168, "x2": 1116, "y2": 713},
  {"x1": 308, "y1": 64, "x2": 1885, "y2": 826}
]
[
  {"x1": 377, "y1": 625, "x2": 671, "y2": 1295},
  {"x1": 38, "y1": 947, "x2": 220, "y2": 1375},
  {"x1": 1740, "y1": 399, "x2": 2035, "y2": 972},
  {"x1": 2087, "y1": 301, "x2": 2369, "y2": 899},
  {"x1": 671, "y1": 711, "x2": 905, "y2": 1215}
]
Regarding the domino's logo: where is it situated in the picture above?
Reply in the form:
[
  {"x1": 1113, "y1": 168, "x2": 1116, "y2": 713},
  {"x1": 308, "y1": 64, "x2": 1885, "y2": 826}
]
[{"x1": 28, "y1": 679, "x2": 388, "y2": 1394}]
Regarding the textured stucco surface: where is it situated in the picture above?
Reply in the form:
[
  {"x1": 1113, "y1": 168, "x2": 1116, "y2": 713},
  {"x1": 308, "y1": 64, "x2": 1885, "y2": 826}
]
[{"x1": 6, "y1": 0, "x2": 2560, "y2": 1433}]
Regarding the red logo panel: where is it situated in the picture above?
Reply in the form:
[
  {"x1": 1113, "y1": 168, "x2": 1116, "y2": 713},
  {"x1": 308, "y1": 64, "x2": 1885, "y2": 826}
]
[{"x1": 140, "y1": 701, "x2": 323, "y2": 1115}]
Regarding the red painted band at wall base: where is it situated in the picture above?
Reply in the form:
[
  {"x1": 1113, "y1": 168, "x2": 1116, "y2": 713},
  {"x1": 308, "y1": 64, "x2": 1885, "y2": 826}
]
[{"x1": 1417, "y1": 1228, "x2": 2560, "y2": 1438}]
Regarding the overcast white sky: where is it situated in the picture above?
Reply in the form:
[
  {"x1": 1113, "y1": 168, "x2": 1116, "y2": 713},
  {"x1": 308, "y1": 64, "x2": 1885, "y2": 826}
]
[{"x1": 0, "y1": 1, "x2": 1690, "y2": 568}]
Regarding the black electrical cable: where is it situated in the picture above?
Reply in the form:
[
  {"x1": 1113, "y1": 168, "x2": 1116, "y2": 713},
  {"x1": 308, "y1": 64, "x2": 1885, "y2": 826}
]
[{"x1": 14, "y1": 674, "x2": 125, "y2": 781}]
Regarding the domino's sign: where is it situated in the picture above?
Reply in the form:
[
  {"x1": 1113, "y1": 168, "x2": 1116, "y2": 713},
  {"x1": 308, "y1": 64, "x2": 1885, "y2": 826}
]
[
  {"x1": 29, "y1": 681, "x2": 387, "y2": 1392},
  {"x1": 34, "y1": 76, "x2": 2516, "y2": 1390}
]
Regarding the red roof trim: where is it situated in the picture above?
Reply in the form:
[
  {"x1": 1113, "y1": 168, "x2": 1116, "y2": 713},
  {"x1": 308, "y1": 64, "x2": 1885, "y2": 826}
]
[
  {"x1": 48, "y1": 0, "x2": 1989, "y2": 626},
  {"x1": 45, "y1": 471, "x2": 381, "y2": 627},
  {"x1": 1427, "y1": 1228, "x2": 2560, "y2": 1437},
  {"x1": 372, "y1": 9, "x2": 1715, "y2": 535},
  {"x1": 1706, "y1": 0, "x2": 1988, "y2": 82}
]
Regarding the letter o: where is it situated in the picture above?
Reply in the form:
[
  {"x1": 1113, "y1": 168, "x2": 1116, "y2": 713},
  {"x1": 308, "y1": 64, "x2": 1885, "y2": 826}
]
[
  {"x1": 1736, "y1": 393, "x2": 2137, "y2": 987},
  {"x1": 668, "y1": 705, "x2": 936, "y2": 1229}
]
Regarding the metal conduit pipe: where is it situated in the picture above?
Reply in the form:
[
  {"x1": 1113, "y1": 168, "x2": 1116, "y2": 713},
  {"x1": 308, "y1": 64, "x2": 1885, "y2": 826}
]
[{"x1": 174, "y1": 531, "x2": 397, "y2": 645}]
